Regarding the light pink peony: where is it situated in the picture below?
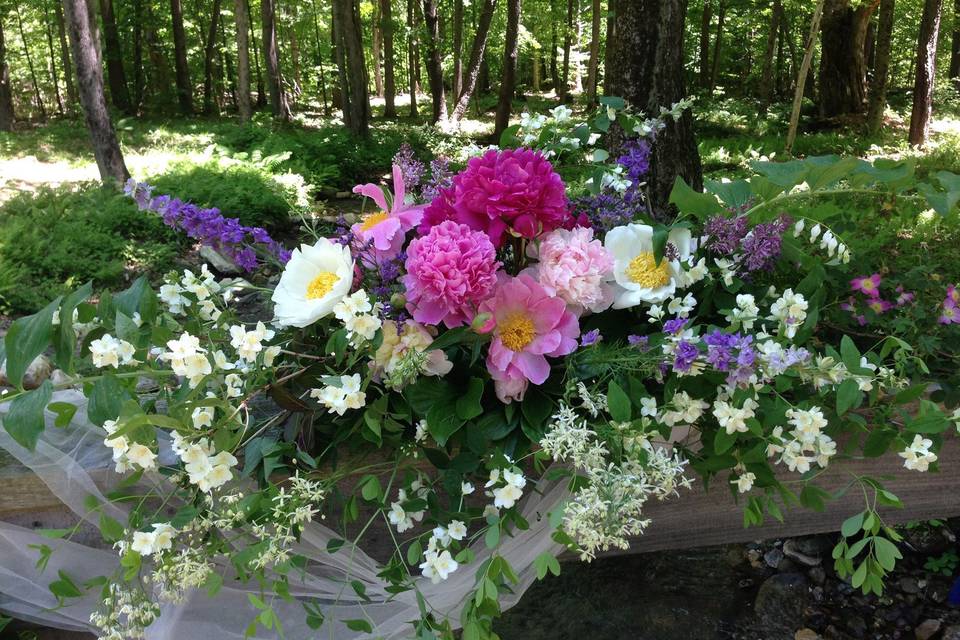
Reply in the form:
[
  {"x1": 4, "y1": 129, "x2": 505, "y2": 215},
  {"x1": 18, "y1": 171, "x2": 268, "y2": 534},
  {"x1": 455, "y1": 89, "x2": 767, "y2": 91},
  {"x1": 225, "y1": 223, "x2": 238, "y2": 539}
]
[
  {"x1": 403, "y1": 221, "x2": 500, "y2": 328},
  {"x1": 527, "y1": 227, "x2": 615, "y2": 315},
  {"x1": 352, "y1": 164, "x2": 425, "y2": 264},
  {"x1": 478, "y1": 274, "x2": 580, "y2": 403},
  {"x1": 421, "y1": 148, "x2": 570, "y2": 247}
]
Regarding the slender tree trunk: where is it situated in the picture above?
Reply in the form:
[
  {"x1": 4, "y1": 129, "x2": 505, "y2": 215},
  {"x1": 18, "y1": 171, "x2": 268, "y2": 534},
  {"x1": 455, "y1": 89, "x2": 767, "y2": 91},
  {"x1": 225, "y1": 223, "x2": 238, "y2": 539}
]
[
  {"x1": 371, "y1": 2, "x2": 383, "y2": 97},
  {"x1": 63, "y1": 0, "x2": 129, "y2": 182},
  {"x1": 560, "y1": 0, "x2": 573, "y2": 100},
  {"x1": 866, "y1": 0, "x2": 894, "y2": 134},
  {"x1": 219, "y1": 16, "x2": 235, "y2": 109},
  {"x1": 288, "y1": 3, "x2": 302, "y2": 98},
  {"x1": 407, "y1": 0, "x2": 419, "y2": 117},
  {"x1": 44, "y1": 2, "x2": 65, "y2": 116},
  {"x1": 235, "y1": 0, "x2": 253, "y2": 121},
  {"x1": 450, "y1": 0, "x2": 496, "y2": 123},
  {"x1": 494, "y1": 0, "x2": 520, "y2": 138},
  {"x1": 246, "y1": 0, "x2": 265, "y2": 107},
  {"x1": 864, "y1": 19, "x2": 876, "y2": 71},
  {"x1": 145, "y1": 13, "x2": 173, "y2": 107},
  {"x1": 709, "y1": 1, "x2": 726, "y2": 91},
  {"x1": 421, "y1": 0, "x2": 447, "y2": 122},
  {"x1": 698, "y1": 0, "x2": 712, "y2": 88},
  {"x1": 55, "y1": 1, "x2": 77, "y2": 108},
  {"x1": 332, "y1": 1, "x2": 346, "y2": 114},
  {"x1": 452, "y1": 0, "x2": 464, "y2": 100},
  {"x1": 333, "y1": 0, "x2": 370, "y2": 135},
  {"x1": 759, "y1": 0, "x2": 783, "y2": 108},
  {"x1": 97, "y1": 0, "x2": 130, "y2": 113},
  {"x1": 786, "y1": 0, "x2": 825, "y2": 153},
  {"x1": 262, "y1": 0, "x2": 291, "y2": 119},
  {"x1": 14, "y1": 4, "x2": 46, "y2": 122},
  {"x1": 949, "y1": 0, "x2": 960, "y2": 89},
  {"x1": 585, "y1": 0, "x2": 601, "y2": 105},
  {"x1": 310, "y1": 0, "x2": 330, "y2": 115},
  {"x1": 909, "y1": 0, "x2": 943, "y2": 146},
  {"x1": 817, "y1": 0, "x2": 880, "y2": 117},
  {"x1": 0, "y1": 17, "x2": 14, "y2": 131},
  {"x1": 605, "y1": 0, "x2": 703, "y2": 218},
  {"x1": 132, "y1": 0, "x2": 144, "y2": 112},
  {"x1": 380, "y1": 0, "x2": 396, "y2": 117},
  {"x1": 549, "y1": 0, "x2": 560, "y2": 91},
  {"x1": 203, "y1": 0, "x2": 223, "y2": 114},
  {"x1": 171, "y1": 0, "x2": 193, "y2": 113}
]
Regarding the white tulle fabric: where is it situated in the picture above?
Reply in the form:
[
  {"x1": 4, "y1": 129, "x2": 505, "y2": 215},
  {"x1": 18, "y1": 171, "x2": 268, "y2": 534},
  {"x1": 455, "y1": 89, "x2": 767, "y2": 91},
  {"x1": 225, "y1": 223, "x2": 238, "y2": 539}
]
[{"x1": 0, "y1": 390, "x2": 568, "y2": 639}]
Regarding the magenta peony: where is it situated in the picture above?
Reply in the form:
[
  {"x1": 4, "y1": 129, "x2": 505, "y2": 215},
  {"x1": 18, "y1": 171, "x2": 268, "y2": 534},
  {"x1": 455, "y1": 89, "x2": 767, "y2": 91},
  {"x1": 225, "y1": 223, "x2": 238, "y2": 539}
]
[
  {"x1": 422, "y1": 148, "x2": 570, "y2": 247},
  {"x1": 477, "y1": 274, "x2": 580, "y2": 403},
  {"x1": 527, "y1": 227, "x2": 615, "y2": 315},
  {"x1": 403, "y1": 221, "x2": 500, "y2": 328}
]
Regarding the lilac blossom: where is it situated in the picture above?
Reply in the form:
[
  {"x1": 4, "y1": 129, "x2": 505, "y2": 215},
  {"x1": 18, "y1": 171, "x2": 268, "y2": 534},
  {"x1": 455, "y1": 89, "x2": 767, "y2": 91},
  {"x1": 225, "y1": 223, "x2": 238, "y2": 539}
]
[
  {"x1": 741, "y1": 216, "x2": 791, "y2": 272},
  {"x1": 580, "y1": 329, "x2": 602, "y2": 347},
  {"x1": 616, "y1": 138, "x2": 652, "y2": 184},
  {"x1": 628, "y1": 334, "x2": 649, "y2": 350},
  {"x1": 569, "y1": 192, "x2": 641, "y2": 234},
  {"x1": 422, "y1": 156, "x2": 454, "y2": 203},
  {"x1": 673, "y1": 340, "x2": 699, "y2": 373},
  {"x1": 663, "y1": 318, "x2": 688, "y2": 335},
  {"x1": 392, "y1": 143, "x2": 425, "y2": 193},
  {"x1": 703, "y1": 215, "x2": 749, "y2": 256}
]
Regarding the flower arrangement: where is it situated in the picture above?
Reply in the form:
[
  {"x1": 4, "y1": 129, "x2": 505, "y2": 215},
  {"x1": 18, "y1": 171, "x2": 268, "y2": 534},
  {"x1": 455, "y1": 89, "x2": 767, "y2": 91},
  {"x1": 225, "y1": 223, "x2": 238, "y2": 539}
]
[{"x1": 1, "y1": 102, "x2": 959, "y2": 640}]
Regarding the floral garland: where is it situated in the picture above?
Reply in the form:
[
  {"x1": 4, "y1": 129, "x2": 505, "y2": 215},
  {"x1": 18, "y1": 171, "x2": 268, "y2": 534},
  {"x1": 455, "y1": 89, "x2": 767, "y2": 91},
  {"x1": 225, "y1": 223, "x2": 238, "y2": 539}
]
[{"x1": 1, "y1": 101, "x2": 957, "y2": 640}]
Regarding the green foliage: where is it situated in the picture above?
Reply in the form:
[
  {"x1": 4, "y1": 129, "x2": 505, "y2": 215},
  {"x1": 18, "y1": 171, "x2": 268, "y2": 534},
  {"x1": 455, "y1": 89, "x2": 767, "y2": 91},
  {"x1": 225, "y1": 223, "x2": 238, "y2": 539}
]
[
  {"x1": 924, "y1": 550, "x2": 959, "y2": 576},
  {"x1": 0, "y1": 185, "x2": 183, "y2": 314}
]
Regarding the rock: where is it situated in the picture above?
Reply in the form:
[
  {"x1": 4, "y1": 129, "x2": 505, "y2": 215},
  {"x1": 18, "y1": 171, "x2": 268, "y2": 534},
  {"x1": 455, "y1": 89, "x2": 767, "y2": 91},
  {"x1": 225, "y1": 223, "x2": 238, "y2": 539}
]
[
  {"x1": 929, "y1": 581, "x2": 950, "y2": 603},
  {"x1": 765, "y1": 547, "x2": 785, "y2": 569},
  {"x1": 199, "y1": 245, "x2": 242, "y2": 275},
  {"x1": 784, "y1": 538, "x2": 823, "y2": 566},
  {"x1": 942, "y1": 625, "x2": 960, "y2": 640},
  {"x1": 796, "y1": 629, "x2": 821, "y2": 640},
  {"x1": 900, "y1": 577, "x2": 921, "y2": 595},
  {"x1": 915, "y1": 619, "x2": 942, "y2": 640},
  {"x1": 49, "y1": 369, "x2": 74, "y2": 387},
  {"x1": 809, "y1": 567, "x2": 826, "y2": 584},
  {"x1": 755, "y1": 573, "x2": 811, "y2": 634},
  {"x1": 846, "y1": 615, "x2": 868, "y2": 638},
  {"x1": 747, "y1": 548, "x2": 765, "y2": 569},
  {"x1": 0, "y1": 354, "x2": 52, "y2": 389}
]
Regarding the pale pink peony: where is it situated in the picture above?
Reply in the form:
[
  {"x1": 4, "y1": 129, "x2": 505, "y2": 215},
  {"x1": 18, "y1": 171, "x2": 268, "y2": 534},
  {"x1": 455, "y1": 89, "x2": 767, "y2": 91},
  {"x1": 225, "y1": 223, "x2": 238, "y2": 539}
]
[
  {"x1": 478, "y1": 274, "x2": 580, "y2": 403},
  {"x1": 352, "y1": 164, "x2": 425, "y2": 264},
  {"x1": 403, "y1": 221, "x2": 500, "y2": 328},
  {"x1": 421, "y1": 148, "x2": 571, "y2": 247},
  {"x1": 527, "y1": 227, "x2": 615, "y2": 315}
]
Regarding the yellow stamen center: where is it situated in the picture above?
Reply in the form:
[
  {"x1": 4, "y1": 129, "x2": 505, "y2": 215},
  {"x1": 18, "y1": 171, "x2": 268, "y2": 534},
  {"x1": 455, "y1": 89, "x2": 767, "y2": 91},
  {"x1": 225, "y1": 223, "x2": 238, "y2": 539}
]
[
  {"x1": 625, "y1": 252, "x2": 671, "y2": 289},
  {"x1": 499, "y1": 313, "x2": 536, "y2": 352},
  {"x1": 306, "y1": 272, "x2": 339, "y2": 300},
  {"x1": 359, "y1": 211, "x2": 389, "y2": 232}
]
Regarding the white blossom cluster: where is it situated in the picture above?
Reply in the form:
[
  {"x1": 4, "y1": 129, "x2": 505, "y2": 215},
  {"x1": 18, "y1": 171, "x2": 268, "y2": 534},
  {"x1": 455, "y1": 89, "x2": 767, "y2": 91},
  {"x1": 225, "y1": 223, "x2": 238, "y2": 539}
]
[
  {"x1": 795, "y1": 219, "x2": 852, "y2": 264},
  {"x1": 767, "y1": 289, "x2": 808, "y2": 340},
  {"x1": 419, "y1": 520, "x2": 467, "y2": 584},
  {"x1": 103, "y1": 418, "x2": 157, "y2": 472},
  {"x1": 158, "y1": 265, "x2": 227, "y2": 320},
  {"x1": 388, "y1": 478, "x2": 428, "y2": 533},
  {"x1": 171, "y1": 433, "x2": 238, "y2": 492},
  {"x1": 89, "y1": 583, "x2": 160, "y2": 640},
  {"x1": 333, "y1": 289, "x2": 383, "y2": 345},
  {"x1": 766, "y1": 406, "x2": 837, "y2": 474},
  {"x1": 899, "y1": 434, "x2": 938, "y2": 472},
  {"x1": 309, "y1": 373, "x2": 366, "y2": 415},
  {"x1": 89, "y1": 333, "x2": 138, "y2": 368}
]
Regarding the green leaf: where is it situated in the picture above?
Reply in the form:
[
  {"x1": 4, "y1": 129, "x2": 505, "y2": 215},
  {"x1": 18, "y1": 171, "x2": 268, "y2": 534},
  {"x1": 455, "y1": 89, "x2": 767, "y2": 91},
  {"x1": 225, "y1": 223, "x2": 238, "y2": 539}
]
[
  {"x1": 455, "y1": 378, "x2": 484, "y2": 421},
  {"x1": 48, "y1": 401, "x2": 78, "y2": 428},
  {"x1": 4, "y1": 297, "x2": 60, "y2": 388},
  {"x1": 87, "y1": 374, "x2": 134, "y2": 427},
  {"x1": 49, "y1": 570, "x2": 83, "y2": 599},
  {"x1": 54, "y1": 282, "x2": 93, "y2": 372},
  {"x1": 520, "y1": 389, "x2": 553, "y2": 431},
  {"x1": 3, "y1": 380, "x2": 53, "y2": 451},
  {"x1": 714, "y1": 428, "x2": 736, "y2": 454},
  {"x1": 836, "y1": 379, "x2": 861, "y2": 416},
  {"x1": 360, "y1": 475, "x2": 382, "y2": 502},
  {"x1": 668, "y1": 176, "x2": 724, "y2": 220},
  {"x1": 485, "y1": 525, "x2": 500, "y2": 549},
  {"x1": 651, "y1": 226, "x2": 669, "y2": 264},
  {"x1": 839, "y1": 336, "x2": 868, "y2": 374},
  {"x1": 426, "y1": 402, "x2": 465, "y2": 446},
  {"x1": 98, "y1": 512, "x2": 125, "y2": 543},
  {"x1": 704, "y1": 179, "x2": 753, "y2": 210},
  {"x1": 344, "y1": 619, "x2": 372, "y2": 634},
  {"x1": 841, "y1": 512, "x2": 865, "y2": 538},
  {"x1": 606, "y1": 381, "x2": 631, "y2": 422},
  {"x1": 406, "y1": 539, "x2": 422, "y2": 566}
]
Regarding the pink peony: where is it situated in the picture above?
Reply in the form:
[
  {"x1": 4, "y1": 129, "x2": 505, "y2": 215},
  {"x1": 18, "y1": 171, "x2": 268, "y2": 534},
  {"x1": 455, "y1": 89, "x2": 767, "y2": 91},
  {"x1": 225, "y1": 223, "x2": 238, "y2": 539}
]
[
  {"x1": 527, "y1": 227, "x2": 615, "y2": 315},
  {"x1": 352, "y1": 164, "x2": 425, "y2": 264},
  {"x1": 403, "y1": 221, "x2": 500, "y2": 328},
  {"x1": 478, "y1": 274, "x2": 580, "y2": 403},
  {"x1": 422, "y1": 148, "x2": 571, "y2": 247}
]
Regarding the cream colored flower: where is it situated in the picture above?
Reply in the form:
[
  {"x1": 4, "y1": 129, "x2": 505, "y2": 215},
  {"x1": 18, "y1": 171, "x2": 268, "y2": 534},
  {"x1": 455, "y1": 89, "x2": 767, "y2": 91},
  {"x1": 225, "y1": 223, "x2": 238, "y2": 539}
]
[
  {"x1": 605, "y1": 224, "x2": 692, "y2": 309},
  {"x1": 272, "y1": 238, "x2": 354, "y2": 328}
]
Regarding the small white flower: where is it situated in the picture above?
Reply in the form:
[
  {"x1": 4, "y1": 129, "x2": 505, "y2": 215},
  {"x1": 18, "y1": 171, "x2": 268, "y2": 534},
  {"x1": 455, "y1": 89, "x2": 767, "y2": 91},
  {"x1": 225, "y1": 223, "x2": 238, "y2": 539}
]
[
  {"x1": 461, "y1": 482, "x2": 475, "y2": 496},
  {"x1": 419, "y1": 550, "x2": 458, "y2": 583},
  {"x1": 732, "y1": 472, "x2": 756, "y2": 494},
  {"x1": 447, "y1": 520, "x2": 467, "y2": 541},
  {"x1": 640, "y1": 397, "x2": 658, "y2": 418},
  {"x1": 493, "y1": 483, "x2": 523, "y2": 509}
]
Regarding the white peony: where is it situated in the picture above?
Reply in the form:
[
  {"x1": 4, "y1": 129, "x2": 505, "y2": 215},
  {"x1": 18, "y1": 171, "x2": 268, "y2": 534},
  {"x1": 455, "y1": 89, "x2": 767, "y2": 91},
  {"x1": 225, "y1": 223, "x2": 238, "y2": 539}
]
[
  {"x1": 605, "y1": 224, "x2": 692, "y2": 309},
  {"x1": 271, "y1": 238, "x2": 354, "y2": 328}
]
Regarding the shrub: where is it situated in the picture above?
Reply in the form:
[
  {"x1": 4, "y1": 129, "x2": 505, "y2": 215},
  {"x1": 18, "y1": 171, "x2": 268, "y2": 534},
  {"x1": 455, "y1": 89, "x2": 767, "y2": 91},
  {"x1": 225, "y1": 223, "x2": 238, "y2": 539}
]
[{"x1": 0, "y1": 184, "x2": 184, "y2": 314}]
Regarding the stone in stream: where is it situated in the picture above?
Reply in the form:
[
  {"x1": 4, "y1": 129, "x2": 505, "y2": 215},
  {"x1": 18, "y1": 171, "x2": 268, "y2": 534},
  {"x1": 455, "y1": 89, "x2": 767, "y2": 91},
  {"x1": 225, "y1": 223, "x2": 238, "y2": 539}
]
[
  {"x1": 915, "y1": 619, "x2": 942, "y2": 640},
  {"x1": 0, "y1": 354, "x2": 52, "y2": 389},
  {"x1": 199, "y1": 245, "x2": 242, "y2": 275},
  {"x1": 784, "y1": 538, "x2": 823, "y2": 567},
  {"x1": 754, "y1": 573, "x2": 811, "y2": 638}
]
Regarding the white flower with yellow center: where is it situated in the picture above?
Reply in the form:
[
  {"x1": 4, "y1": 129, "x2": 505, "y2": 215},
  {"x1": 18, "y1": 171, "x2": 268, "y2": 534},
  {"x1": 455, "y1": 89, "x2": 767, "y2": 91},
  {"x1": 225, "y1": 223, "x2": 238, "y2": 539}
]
[
  {"x1": 271, "y1": 238, "x2": 354, "y2": 328},
  {"x1": 605, "y1": 223, "x2": 692, "y2": 309}
]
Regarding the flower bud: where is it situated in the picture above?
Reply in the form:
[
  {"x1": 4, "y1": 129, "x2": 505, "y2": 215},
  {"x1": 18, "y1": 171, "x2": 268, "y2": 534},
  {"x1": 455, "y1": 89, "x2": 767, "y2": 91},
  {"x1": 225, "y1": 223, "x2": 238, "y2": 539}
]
[{"x1": 471, "y1": 313, "x2": 492, "y2": 333}]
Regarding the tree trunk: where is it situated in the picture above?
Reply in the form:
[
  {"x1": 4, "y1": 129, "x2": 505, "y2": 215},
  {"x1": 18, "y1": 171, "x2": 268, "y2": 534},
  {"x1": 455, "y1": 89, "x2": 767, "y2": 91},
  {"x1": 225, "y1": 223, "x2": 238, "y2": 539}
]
[
  {"x1": 333, "y1": 0, "x2": 370, "y2": 135},
  {"x1": 62, "y1": 0, "x2": 129, "y2": 183},
  {"x1": 759, "y1": 0, "x2": 783, "y2": 108},
  {"x1": 864, "y1": 19, "x2": 876, "y2": 71},
  {"x1": 407, "y1": 0, "x2": 418, "y2": 117},
  {"x1": 605, "y1": 0, "x2": 703, "y2": 219},
  {"x1": 171, "y1": 0, "x2": 193, "y2": 114},
  {"x1": 560, "y1": 0, "x2": 573, "y2": 100},
  {"x1": 288, "y1": 3, "x2": 302, "y2": 98},
  {"x1": 203, "y1": 0, "x2": 223, "y2": 114},
  {"x1": 866, "y1": 0, "x2": 894, "y2": 134},
  {"x1": 235, "y1": 0, "x2": 253, "y2": 121},
  {"x1": 97, "y1": 0, "x2": 130, "y2": 113},
  {"x1": 262, "y1": 0, "x2": 291, "y2": 120},
  {"x1": 14, "y1": 3, "x2": 46, "y2": 122},
  {"x1": 709, "y1": 1, "x2": 725, "y2": 91},
  {"x1": 0, "y1": 17, "x2": 14, "y2": 132},
  {"x1": 381, "y1": 0, "x2": 396, "y2": 117},
  {"x1": 372, "y1": 2, "x2": 383, "y2": 98},
  {"x1": 452, "y1": 0, "x2": 464, "y2": 100},
  {"x1": 817, "y1": 0, "x2": 880, "y2": 117},
  {"x1": 786, "y1": 0, "x2": 825, "y2": 154},
  {"x1": 219, "y1": 15, "x2": 235, "y2": 109},
  {"x1": 55, "y1": 1, "x2": 77, "y2": 108},
  {"x1": 585, "y1": 0, "x2": 601, "y2": 105},
  {"x1": 44, "y1": 2, "x2": 65, "y2": 116},
  {"x1": 450, "y1": 0, "x2": 496, "y2": 123},
  {"x1": 132, "y1": 0, "x2": 144, "y2": 112},
  {"x1": 908, "y1": 0, "x2": 943, "y2": 146},
  {"x1": 310, "y1": 0, "x2": 330, "y2": 115},
  {"x1": 549, "y1": 0, "x2": 560, "y2": 91},
  {"x1": 494, "y1": 0, "x2": 520, "y2": 138},
  {"x1": 949, "y1": 0, "x2": 960, "y2": 89},
  {"x1": 421, "y1": 0, "x2": 447, "y2": 123},
  {"x1": 247, "y1": 0, "x2": 266, "y2": 107},
  {"x1": 698, "y1": 0, "x2": 712, "y2": 88}
]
